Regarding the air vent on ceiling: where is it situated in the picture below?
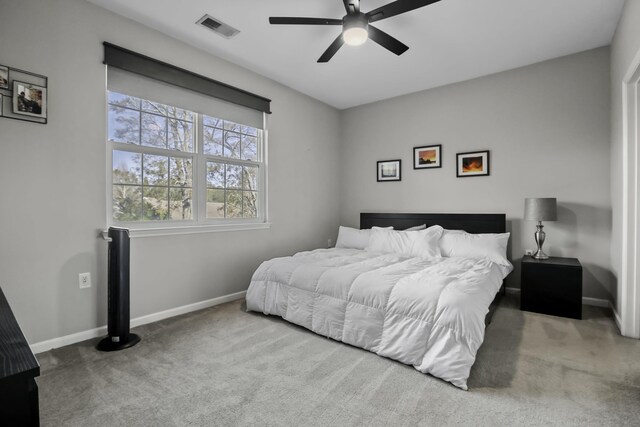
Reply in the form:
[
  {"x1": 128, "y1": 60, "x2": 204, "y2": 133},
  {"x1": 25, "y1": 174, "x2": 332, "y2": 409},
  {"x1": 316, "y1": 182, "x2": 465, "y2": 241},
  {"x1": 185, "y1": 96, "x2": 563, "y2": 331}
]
[{"x1": 196, "y1": 14, "x2": 240, "y2": 39}]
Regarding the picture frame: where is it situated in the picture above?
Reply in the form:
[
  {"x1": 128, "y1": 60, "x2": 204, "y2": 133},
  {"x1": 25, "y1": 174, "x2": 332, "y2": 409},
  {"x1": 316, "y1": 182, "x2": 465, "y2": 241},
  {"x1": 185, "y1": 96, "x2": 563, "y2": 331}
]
[
  {"x1": 377, "y1": 159, "x2": 401, "y2": 182},
  {"x1": 0, "y1": 94, "x2": 3, "y2": 116},
  {"x1": 12, "y1": 80, "x2": 47, "y2": 119},
  {"x1": 456, "y1": 150, "x2": 490, "y2": 177},
  {"x1": 0, "y1": 65, "x2": 8, "y2": 90},
  {"x1": 413, "y1": 144, "x2": 442, "y2": 169}
]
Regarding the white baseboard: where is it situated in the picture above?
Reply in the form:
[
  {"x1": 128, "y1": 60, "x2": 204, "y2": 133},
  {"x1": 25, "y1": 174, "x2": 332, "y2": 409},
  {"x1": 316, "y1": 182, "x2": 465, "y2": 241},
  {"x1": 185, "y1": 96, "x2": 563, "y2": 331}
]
[
  {"x1": 582, "y1": 296, "x2": 610, "y2": 308},
  {"x1": 30, "y1": 290, "x2": 247, "y2": 354},
  {"x1": 611, "y1": 303, "x2": 622, "y2": 332},
  {"x1": 504, "y1": 287, "x2": 610, "y2": 308}
]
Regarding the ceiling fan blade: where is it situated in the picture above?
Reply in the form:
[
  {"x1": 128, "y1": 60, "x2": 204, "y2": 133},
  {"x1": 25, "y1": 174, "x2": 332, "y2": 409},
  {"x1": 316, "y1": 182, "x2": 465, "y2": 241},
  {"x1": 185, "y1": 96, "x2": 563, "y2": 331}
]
[
  {"x1": 318, "y1": 34, "x2": 345, "y2": 63},
  {"x1": 366, "y1": 0, "x2": 441, "y2": 23},
  {"x1": 269, "y1": 17, "x2": 343, "y2": 25},
  {"x1": 343, "y1": 0, "x2": 360, "y2": 14},
  {"x1": 368, "y1": 25, "x2": 409, "y2": 56}
]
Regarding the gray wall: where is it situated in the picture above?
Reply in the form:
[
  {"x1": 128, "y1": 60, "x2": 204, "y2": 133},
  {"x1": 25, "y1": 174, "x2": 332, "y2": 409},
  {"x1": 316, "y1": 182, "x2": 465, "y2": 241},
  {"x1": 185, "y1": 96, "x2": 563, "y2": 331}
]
[
  {"x1": 340, "y1": 48, "x2": 612, "y2": 298},
  {"x1": 0, "y1": 0, "x2": 341, "y2": 344},
  {"x1": 610, "y1": 0, "x2": 640, "y2": 314}
]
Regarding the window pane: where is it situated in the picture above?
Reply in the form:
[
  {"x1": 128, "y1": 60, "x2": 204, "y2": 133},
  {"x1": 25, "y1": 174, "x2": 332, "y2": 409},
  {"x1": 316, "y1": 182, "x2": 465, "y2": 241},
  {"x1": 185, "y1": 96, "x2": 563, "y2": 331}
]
[
  {"x1": 108, "y1": 106, "x2": 140, "y2": 144},
  {"x1": 141, "y1": 113, "x2": 167, "y2": 148},
  {"x1": 141, "y1": 99, "x2": 165, "y2": 114},
  {"x1": 142, "y1": 155, "x2": 168, "y2": 185},
  {"x1": 206, "y1": 189, "x2": 225, "y2": 218},
  {"x1": 113, "y1": 151, "x2": 141, "y2": 184},
  {"x1": 113, "y1": 185, "x2": 142, "y2": 221},
  {"x1": 203, "y1": 126, "x2": 223, "y2": 156},
  {"x1": 169, "y1": 188, "x2": 193, "y2": 220},
  {"x1": 241, "y1": 135, "x2": 257, "y2": 161},
  {"x1": 226, "y1": 164, "x2": 242, "y2": 189},
  {"x1": 226, "y1": 190, "x2": 242, "y2": 218},
  {"x1": 166, "y1": 106, "x2": 193, "y2": 122},
  {"x1": 243, "y1": 191, "x2": 258, "y2": 218},
  {"x1": 203, "y1": 116, "x2": 223, "y2": 128},
  {"x1": 242, "y1": 166, "x2": 258, "y2": 190},
  {"x1": 207, "y1": 162, "x2": 225, "y2": 188},
  {"x1": 143, "y1": 186, "x2": 169, "y2": 220},
  {"x1": 169, "y1": 157, "x2": 193, "y2": 187},
  {"x1": 108, "y1": 92, "x2": 140, "y2": 109},
  {"x1": 224, "y1": 121, "x2": 241, "y2": 132},
  {"x1": 168, "y1": 119, "x2": 194, "y2": 152},
  {"x1": 241, "y1": 125, "x2": 258, "y2": 137},
  {"x1": 225, "y1": 131, "x2": 241, "y2": 159}
]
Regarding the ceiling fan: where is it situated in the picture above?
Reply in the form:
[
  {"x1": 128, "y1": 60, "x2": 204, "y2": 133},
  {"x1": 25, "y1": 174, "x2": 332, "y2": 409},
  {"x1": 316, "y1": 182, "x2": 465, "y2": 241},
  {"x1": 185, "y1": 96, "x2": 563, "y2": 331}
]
[{"x1": 269, "y1": 0, "x2": 442, "y2": 63}]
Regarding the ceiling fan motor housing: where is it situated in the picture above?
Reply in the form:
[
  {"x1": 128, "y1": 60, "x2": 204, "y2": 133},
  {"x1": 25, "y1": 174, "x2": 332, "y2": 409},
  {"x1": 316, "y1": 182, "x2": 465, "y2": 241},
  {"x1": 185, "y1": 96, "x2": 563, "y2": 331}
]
[{"x1": 343, "y1": 12, "x2": 368, "y2": 31}]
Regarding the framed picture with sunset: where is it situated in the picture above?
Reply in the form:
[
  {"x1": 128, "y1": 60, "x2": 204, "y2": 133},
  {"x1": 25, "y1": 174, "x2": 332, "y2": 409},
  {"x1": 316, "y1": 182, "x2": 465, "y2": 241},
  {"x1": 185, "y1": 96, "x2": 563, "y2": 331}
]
[
  {"x1": 413, "y1": 144, "x2": 441, "y2": 169},
  {"x1": 456, "y1": 150, "x2": 490, "y2": 177}
]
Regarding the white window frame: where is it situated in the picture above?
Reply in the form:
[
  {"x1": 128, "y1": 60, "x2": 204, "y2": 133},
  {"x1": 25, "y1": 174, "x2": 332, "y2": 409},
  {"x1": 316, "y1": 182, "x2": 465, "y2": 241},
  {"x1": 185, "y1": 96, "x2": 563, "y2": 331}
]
[{"x1": 105, "y1": 92, "x2": 270, "y2": 238}]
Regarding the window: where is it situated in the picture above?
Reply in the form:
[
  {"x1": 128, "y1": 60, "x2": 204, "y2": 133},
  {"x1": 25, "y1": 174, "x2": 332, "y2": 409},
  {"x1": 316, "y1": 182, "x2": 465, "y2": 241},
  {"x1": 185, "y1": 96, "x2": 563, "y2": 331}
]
[
  {"x1": 107, "y1": 91, "x2": 265, "y2": 228},
  {"x1": 103, "y1": 44, "x2": 270, "y2": 233}
]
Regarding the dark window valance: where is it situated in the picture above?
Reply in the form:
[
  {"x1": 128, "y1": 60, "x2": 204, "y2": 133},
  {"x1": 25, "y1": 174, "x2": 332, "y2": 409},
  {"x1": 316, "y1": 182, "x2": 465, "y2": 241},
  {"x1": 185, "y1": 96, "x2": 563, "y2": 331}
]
[{"x1": 103, "y1": 42, "x2": 271, "y2": 114}]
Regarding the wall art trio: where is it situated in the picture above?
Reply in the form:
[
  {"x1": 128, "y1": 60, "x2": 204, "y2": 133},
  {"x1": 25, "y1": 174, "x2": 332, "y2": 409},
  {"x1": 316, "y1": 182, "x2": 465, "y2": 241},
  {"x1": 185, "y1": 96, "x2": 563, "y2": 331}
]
[{"x1": 377, "y1": 146, "x2": 489, "y2": 182}]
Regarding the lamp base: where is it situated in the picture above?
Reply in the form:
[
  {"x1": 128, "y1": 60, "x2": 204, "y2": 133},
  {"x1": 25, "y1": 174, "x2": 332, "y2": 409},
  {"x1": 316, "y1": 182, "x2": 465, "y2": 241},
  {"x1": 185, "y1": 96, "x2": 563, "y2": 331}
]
[
  {"x1": 532, "y1": 249, "x2": 549, "y2": 260},
  {"x1": 533, "y1": 222, "x2": 549, "y2": 260}
]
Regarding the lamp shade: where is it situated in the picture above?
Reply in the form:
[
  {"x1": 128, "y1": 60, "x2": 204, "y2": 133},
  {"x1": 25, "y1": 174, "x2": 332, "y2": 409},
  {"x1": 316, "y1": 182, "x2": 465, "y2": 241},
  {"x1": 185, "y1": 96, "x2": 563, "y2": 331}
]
[{"x1": 524, "y1": 198, "x2": 557, "y2": 221}]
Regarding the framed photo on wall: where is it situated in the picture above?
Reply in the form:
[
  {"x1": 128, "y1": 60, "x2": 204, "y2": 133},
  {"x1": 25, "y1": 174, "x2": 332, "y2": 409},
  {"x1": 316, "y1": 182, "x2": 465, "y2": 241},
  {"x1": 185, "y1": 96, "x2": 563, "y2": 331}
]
[
  {"x1": 377, "y1": 159, "x2": 401, "y2": 182},
  {"x1": 456, "y1": 150, "x2": 490, "y2": 177},
  {"x1": 12, "y1": 80, "x2": 47, "y2": 119},
  {"x1": 413, "y1": 144, "x2": 441, "y2": 169},
  {"x1": 0, "y1": 65, "x2": 8, "y2": 90}
]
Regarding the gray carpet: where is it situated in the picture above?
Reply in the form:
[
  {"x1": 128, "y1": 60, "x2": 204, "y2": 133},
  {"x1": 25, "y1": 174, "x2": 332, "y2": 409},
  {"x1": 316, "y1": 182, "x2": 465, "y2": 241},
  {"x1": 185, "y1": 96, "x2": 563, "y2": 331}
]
[{"x1": 37, "y1": 295, "x2": 640, "y2": 426}]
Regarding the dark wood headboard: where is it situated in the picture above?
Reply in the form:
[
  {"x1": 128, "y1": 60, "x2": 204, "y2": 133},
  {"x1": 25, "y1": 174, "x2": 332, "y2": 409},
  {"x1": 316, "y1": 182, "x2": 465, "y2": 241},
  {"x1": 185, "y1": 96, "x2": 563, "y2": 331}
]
[{"x1": 360, "y1": 213, "x2": 506, "y2": 234}]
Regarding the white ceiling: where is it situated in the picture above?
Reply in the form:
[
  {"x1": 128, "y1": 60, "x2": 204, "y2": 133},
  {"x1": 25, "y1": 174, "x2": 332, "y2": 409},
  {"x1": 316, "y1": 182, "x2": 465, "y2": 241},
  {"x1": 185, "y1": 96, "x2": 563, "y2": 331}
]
[{"x1": 87, "y1": 0, "x2": 624, "y2": 109}]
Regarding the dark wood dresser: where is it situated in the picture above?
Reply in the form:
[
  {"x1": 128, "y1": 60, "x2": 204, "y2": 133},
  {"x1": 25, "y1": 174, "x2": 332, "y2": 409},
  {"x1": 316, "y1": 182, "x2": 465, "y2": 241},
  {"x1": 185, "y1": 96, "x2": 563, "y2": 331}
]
[{"x1": 0, "y1": 286, "x2": 40, "y2": 426}]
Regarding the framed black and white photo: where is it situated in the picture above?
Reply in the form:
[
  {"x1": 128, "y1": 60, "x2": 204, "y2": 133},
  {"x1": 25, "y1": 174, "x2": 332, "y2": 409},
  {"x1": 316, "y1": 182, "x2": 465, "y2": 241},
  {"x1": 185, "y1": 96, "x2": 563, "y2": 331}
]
[
  {"x1": 0, "y1": 65, "x2": 8, "y2": 90},
  {"x1": 377, "y1": 159, "x2": 401, "y2": 182},
  {"x1": 413, "y1": 144, "x2": 441, "y2": 169},
  {"x1": 12, "y1": 81, "x2": 47, "y2": 119},
  {"x1": 456, "y1": 150, "x2": 490, "y2": 177}
]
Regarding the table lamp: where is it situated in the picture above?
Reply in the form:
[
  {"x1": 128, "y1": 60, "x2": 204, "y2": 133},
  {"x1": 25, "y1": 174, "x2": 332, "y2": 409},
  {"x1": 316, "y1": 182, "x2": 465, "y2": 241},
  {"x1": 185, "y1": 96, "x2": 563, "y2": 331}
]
[{"x1": 524, "y1": 198, "x2": 557, "y2": 260}]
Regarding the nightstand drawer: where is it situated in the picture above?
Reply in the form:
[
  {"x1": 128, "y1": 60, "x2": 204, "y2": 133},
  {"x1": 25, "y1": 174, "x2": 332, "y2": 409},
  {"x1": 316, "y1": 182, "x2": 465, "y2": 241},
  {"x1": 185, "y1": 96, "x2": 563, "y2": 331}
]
[{"x1": 521, "y1": 256, "x2": 582, "y2": 319}]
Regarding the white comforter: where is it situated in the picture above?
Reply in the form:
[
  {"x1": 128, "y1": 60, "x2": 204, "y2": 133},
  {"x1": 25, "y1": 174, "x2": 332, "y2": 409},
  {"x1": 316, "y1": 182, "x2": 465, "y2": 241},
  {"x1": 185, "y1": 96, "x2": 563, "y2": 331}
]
[{"x1": 246, "y1": 248, "x2": 512, "y2": 390}]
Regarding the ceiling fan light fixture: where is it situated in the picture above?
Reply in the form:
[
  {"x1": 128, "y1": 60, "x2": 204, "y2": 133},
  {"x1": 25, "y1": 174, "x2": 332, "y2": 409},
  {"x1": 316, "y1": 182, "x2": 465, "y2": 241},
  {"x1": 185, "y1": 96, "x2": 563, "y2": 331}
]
[
  {"x1": 343, "y1": 27, "x2": 368, "y2": 46},
  {"x1": 342, "y1": 13, "x2": 368, "y2": 46}
]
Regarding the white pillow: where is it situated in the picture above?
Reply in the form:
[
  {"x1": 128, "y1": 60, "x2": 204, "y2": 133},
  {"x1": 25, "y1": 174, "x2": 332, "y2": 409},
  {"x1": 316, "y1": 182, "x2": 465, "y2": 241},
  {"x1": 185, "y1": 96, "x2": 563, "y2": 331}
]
[
  {"x1": 366, "y1": 226, "x2": 444, "y2": 259},
  {"x1": 405, "y1": 224, "x2": 427, "y2": 231},
  {"x1": 335, "y1": 226, "x2": 392, "y2": 249},
  {"x1": 439, "y1": 229, "x2": 510, "y2": 266}
]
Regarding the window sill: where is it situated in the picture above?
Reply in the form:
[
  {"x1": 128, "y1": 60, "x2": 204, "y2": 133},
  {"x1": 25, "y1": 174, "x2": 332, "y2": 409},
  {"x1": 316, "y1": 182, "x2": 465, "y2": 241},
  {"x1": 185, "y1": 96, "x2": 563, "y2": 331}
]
[{"x1": 101, "y1": 222, "x2": 272, "y2": 239}]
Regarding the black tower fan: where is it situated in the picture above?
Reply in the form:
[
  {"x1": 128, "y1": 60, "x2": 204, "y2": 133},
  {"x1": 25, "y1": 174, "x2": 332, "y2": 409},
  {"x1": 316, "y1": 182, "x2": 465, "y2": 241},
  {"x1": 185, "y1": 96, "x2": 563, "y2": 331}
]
[{"x1": 97, "y1": 227, "x2": 141, "y2": 351}]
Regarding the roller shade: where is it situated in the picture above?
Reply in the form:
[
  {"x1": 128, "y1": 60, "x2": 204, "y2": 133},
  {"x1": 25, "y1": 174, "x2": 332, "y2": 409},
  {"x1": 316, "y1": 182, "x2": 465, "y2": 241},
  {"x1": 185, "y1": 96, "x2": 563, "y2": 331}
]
[
  {"x1": 104, "y1": 42, "x2": 270, "y2": 128},
  {"x1": 107, "y1": 68, "x2": 263, "y2": 129}
]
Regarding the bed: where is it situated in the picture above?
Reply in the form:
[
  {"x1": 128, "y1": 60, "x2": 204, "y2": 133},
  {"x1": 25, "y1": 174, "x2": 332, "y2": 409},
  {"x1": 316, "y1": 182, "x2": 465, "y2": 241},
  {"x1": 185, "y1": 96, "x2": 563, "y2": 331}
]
[{"x1": 246, "y1": 213, "x2": 512, "y2": 390}]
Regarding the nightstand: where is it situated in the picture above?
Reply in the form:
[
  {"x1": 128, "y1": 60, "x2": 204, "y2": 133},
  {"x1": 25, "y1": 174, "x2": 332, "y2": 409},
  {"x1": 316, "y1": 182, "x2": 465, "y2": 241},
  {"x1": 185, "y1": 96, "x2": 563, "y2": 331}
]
[{"x1": 520, "y1": 255, "x2": 582, "y2": 319}]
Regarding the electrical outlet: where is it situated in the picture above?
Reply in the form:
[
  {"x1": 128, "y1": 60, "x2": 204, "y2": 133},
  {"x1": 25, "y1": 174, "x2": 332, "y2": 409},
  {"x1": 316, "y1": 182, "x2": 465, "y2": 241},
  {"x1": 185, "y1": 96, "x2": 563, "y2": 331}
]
[
  {"x1": 327, "y1": 238, "x2": 333, "y2": 248},
  {"x1": 79, "y1": 272, "x2": 91, "y2": 289},
  {"x1": 525, "y1": 249, "x2": 533, "y2": 256}
]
